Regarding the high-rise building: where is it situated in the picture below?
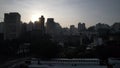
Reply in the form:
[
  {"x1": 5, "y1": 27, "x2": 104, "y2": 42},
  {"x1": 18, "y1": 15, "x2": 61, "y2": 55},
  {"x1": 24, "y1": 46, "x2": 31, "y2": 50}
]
[
  {"x1": 3, "y1": 12, "x2": 21, "y2": 40},
  {"x1": 46, "y1": 18, "x2": 62, "y2": 35},
  {"x1": 78, "y1": 22, "x2": 86, "y2": 32},
  {"x1": 34, "y1": 15, "x2": 45, "y2": 33},
  {"x1": 39, "y1": 15, "x2": 45, "y2": 33},
  {"x1": 46, "y1": 18, "x2": 55, "y2": 35}
]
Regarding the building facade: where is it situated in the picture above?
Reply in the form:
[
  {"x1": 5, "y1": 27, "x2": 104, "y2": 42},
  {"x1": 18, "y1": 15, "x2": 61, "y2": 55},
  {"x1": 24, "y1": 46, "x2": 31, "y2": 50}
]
[
  {"x1": 3, "y1": 12, "x2": 21, "y2": 40},
  {"x1": 46, "y1": 18, "x2": 55, "y2": 35}
]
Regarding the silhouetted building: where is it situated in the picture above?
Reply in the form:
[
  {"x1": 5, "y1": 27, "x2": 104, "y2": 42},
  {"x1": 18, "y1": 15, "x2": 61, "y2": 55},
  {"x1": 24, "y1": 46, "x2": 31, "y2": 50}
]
[
  {"x1": 78, "y1": 22, "x2": 86, "y2": 32},
  {"x1": 112, "y1": 22, "x2": 120, "y2": 32},
  {"x1": 62, "y1": 28, "x2": 70, "y2": 36},
  {"x1": 95, "y1": 23, "x2": 110, "y2": 30},
  {"x1": 34, "y1": 21, "x2": 39, "y2": 30},
  {"x1": 0, "y1": 22, "x2": 3, "y2": 33},
  {"x1": 34, "y1": 15, "x2": 45, "y2": 33},
  {"x1": 39, "y1": 15, "x2": 45, "y2": 33},
  {"x1": 0, "y1": 22, "x2": 3, "y2": 40},
  {"x1": 70, "y1": 25, "x2": 79, "y2": 35},
  {"x1": 46, "y1": 18, "x2": 55, "y2": 35},
  {"x1": 27, "y1": 21, "x2": 33, "y2": 32},
  {"x1": 54, "y1": 23, "x2": 62, "y2": 35},
  {"x1": 34, "y1": 16, "x2": 45, "y2": 31},
  {"x1": 21, "y1": 23, "x2": 27, "y2": 34},
  {"x1": 3, "y1": 12, "x2": 21, "y2": 40},
  {"x1": 95, "y1": 23, "x2": 110, "y2": 38},
  {"x1": 46, "y1": 18, "x2": 62, "y2": 36}
]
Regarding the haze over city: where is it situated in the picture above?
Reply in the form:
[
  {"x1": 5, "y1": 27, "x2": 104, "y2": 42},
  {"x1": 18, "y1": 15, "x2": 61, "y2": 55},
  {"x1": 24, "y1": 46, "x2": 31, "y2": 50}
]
[
  {"x1": 0, "y1": 0, "x2": 120, "y2": 68},
  {"x1": 0, "y1": 0, "x2": 120, "y2": 27}
]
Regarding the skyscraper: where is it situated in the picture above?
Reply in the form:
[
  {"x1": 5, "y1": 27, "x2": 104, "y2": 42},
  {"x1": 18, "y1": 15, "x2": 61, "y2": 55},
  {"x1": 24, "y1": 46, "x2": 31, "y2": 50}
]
[
  {"x1": 39, "y1": 15, "x2": 45, "y2": 33},
  {"x1": 46, "y1": 18, "x2": 62, "y2": 35},
  {"x1": 34, "y1": 15, "x2": 45, "y2": 33},
  {"x1": 3, "y1": 12, "x2": 21, "y2": 40},
  {"x1": 46, "y1": 18, "x2": 55, "y2": 35}
]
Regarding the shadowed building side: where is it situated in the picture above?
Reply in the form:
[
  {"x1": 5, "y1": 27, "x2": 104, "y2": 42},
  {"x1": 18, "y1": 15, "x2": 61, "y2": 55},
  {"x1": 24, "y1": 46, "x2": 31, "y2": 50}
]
[
  {"x1": 46, "y1": 18, "x2": 55, "y2": 36},
  {"x1": 3, "y1": 12, "x2": 21, "y2": 40},
  {"x1": 33, "y1": 15, "x2": 45, "y2": 34}
]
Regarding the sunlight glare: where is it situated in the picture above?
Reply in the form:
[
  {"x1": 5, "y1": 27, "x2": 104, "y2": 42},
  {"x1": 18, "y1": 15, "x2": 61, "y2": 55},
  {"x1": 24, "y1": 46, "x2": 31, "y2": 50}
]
[{"x1": 31, "y1": 14, "x2": 40, "y2": 22}]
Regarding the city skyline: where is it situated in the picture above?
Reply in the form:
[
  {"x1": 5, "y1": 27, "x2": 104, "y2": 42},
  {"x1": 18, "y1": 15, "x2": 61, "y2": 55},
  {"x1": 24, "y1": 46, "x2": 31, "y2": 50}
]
[
  {"x1": 0, "y1": 1, "x2": 120, "y2": 67},
  {"x1": 0, "y1": 0, "x2": 120, "y2": 27}
]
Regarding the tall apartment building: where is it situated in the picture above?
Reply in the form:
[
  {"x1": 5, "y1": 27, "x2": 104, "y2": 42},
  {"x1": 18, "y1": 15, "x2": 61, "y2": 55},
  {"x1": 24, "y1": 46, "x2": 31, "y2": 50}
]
[{"x1": 4, "y1": 12, "x2": 21, "y2": 40}]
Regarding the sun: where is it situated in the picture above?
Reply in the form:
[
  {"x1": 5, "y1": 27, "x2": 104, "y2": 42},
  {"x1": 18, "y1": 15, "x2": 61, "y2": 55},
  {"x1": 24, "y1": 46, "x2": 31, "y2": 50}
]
[{"x1": 31, "y1": 14, "x2": 40, "y2": 22}]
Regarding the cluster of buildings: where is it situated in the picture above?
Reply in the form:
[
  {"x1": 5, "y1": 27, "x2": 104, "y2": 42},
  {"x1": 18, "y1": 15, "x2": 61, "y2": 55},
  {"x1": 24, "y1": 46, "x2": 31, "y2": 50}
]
[
  {"x1": 0, "y1": 12, "x2": 64, "y2": 40},
  {"x1": 0, "y1": 12, "x2": 120, "y2": 47},
  {"x1": 0, "y1": 12, "x2": 62, "y2": 40}
]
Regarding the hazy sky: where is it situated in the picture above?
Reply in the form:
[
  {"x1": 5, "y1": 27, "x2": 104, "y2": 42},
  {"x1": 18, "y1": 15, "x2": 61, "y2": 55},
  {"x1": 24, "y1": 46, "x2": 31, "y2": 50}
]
[{"x1": 0, "y1": 0, "x2": 120, "y2": 27}]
